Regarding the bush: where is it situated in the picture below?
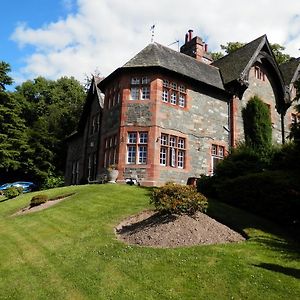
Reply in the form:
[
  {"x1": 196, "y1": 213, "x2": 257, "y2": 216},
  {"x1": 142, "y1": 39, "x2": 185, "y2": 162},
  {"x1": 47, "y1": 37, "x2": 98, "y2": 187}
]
[
  {"x1": 30, "y1": 194, "x2": 49, "y2": 207},
  {"x1": 216, "y1": 171, "x2": 300, "y2": 232},
  {"x1": 41, "y1": 174, "x2": 64, "y2": 190},
  {"x1": 214, "y1": 142, "x2": 275, "y2": 179},
  {"x1": 197, "y1": 175, "x2": 218, "y2": 198},
  {"x1": 3, "y1": 187, "x2": 22, "y2": 199},
  {"x1": 150, "y1": 183, "x2": 208, "y2": 215}
]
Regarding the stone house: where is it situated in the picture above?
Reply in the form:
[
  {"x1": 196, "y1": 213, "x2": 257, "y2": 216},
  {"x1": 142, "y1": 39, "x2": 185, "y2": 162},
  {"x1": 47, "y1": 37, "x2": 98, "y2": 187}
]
[{"x1": 65, "y1": 30, "x2": 299, "y2": 186}]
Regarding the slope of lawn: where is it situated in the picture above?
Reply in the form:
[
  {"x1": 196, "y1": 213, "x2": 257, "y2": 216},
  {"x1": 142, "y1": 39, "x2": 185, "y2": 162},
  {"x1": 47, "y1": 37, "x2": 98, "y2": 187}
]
[{"x1": 0, "y1": 184, "x2": 299, "y2": 300}]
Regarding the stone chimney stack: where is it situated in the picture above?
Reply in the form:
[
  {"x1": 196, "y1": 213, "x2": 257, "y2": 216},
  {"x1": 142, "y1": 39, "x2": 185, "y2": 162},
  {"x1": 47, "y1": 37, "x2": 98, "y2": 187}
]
[{"x1": 180, "y1": 30, "x2": 212, "y2": 64}]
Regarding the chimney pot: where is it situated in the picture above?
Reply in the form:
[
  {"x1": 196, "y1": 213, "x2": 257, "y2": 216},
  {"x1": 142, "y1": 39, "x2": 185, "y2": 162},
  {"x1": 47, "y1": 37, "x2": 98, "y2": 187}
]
[
  {"x1": 188, "y1": 29, "x2": 193, "y2": 42},
  {"x1": 204, "y1": 43, "x2": 208, "y2": 52},
  {"x1": 185, "y1": 33, "x2": 188, "y2": 44}
]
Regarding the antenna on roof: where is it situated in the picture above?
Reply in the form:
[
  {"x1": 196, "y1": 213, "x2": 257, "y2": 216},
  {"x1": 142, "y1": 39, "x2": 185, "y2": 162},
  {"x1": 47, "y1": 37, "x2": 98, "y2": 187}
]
[
  {"x1": 150, "y1": 24, "x2": 155, "y2": 43},
  {"x1": 168, "y1": 40, "x2": 180, "y2": 51}
]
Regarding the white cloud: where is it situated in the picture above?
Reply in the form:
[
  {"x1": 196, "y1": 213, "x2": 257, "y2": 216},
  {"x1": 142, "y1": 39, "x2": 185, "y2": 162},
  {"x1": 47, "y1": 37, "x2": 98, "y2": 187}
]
[{"x1": 11, "y1": 0, "x2": 300, "y2": 84}]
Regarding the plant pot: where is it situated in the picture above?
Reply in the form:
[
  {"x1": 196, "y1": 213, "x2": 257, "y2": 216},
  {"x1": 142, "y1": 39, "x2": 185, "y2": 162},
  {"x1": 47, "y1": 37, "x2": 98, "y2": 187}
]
[{"x1": 108, "y1": 169, "x2": 119, "y2": 183}]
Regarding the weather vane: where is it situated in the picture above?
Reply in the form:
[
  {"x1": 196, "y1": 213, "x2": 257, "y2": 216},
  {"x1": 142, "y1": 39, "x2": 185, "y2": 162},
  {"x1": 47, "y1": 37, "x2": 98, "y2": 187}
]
[{"x1": 150, "y1": 24, "x2": 155, "y2": 43}]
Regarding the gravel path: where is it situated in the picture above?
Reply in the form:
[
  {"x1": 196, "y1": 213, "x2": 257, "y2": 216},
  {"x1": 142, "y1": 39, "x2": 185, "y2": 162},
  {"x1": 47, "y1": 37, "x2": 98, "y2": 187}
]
[{"x1": 116, "y1": 210, "x2": 245, "y2": 248}]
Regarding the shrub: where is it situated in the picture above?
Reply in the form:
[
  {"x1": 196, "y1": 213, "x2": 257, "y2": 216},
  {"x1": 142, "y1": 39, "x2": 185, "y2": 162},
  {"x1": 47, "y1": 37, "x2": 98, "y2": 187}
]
[
  {"x1": 197, "y1": 175, "x2": 218, "y2": 198},
  {"x1": 242, "y1": 95, "x2": 272, "y2": 151},
  {"x1": 150, "y1": 183, "x2": 208, "y2": 215},
  {"x1": 3, "y1": 187, "x2": 22, "y2": 199},
  {"x1": 30, "y1": 194, "x2": 49, "y2": 207},
  {"x1": 41, "y1": 174, "x2": 64, "y2": 190},
  {"x1": 216, "y1": 171, "x2": 300, "y2": 232}
]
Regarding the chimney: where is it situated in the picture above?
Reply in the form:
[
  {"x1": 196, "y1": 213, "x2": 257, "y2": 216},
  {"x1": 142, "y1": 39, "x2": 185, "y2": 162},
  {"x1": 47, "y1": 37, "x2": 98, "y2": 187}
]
[
  {"x1": 180, "y1": 30, "x2": 212, "y2": 64},
  {"x1": 188, "y1": 29, "x2": 193, "y2": 42}
]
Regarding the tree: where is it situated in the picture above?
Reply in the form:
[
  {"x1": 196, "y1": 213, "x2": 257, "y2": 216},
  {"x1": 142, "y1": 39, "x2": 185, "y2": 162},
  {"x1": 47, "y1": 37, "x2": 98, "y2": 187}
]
[
  {"x1": 14, "y1": 76, "x2": 86, "y2": 182},
  {"x1": 0, "y1": 82, "x2": 29, "y2": 182},
  {"x1": 0, "y1": 61, "x2": 13, "y2": 91},
  {"x1": 242, "y1": 95, "x2": 272, "y2": 151},
  {"x1": 212, "y1": 41, "x2": 291, "y2": 64}
]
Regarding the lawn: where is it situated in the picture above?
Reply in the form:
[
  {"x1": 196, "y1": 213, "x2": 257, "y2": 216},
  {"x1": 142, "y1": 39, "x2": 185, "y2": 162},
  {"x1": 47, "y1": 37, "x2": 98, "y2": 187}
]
[{"x1": 0, "y1": 184, "x2": 299, "y2": 300}]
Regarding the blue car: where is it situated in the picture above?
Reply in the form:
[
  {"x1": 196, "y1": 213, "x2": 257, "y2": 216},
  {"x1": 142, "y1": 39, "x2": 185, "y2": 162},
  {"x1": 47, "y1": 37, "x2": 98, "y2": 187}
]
[
  {"x1": 0, "y1": 183, "x2": 13, "y2": 194},
  {"x1": 11, "y1": 182, "x2": 37, "y2": 193}
]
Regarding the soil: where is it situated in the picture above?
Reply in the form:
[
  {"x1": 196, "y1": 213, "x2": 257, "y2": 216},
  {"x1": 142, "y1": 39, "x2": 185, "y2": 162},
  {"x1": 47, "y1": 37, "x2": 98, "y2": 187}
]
[
  {"x1": 12, "y1": 196, "x2": 71, "y2": 216},
  {"x1": 116, "y1": 210, "x2": 245, "y2": 248}
]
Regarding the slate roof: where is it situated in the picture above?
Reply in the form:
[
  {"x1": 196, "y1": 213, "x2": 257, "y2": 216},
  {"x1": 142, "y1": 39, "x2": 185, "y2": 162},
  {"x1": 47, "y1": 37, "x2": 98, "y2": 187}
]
[
  {"x1": 280, "y1": 57, "x2": 300, "y2": 85},
  {"x1": 119, "y1": 42, "x2": 225, "y2": 90},
  {"x1": 212, "y1": 35, "x2": 267, "y2": 85}
]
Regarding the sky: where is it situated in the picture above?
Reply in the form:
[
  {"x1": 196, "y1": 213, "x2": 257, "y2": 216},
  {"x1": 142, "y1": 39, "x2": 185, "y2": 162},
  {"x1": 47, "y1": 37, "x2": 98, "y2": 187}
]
[{"x1": 2, "y1": 0, "x2": 300, "y2": 89}]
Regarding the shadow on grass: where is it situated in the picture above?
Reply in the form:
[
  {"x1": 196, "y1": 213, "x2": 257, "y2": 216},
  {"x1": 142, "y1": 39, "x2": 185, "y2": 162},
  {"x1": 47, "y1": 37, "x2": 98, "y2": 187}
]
[
  {"x1": 0, "y1": 198, "x2": 9, "y2": 203},
  {"x1": 253, "y1": 263, "x2": 300, "y2": 279},
  {"x1": 207, "y1": 199, "x2": 300, "y2": 260},
  {"x1": 116, "y1": 212, "x2": 177, "y2": 235}
]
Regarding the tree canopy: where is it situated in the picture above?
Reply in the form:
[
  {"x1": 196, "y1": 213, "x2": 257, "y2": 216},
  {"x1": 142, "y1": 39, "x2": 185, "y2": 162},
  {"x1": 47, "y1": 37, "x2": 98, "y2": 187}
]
[
  {"x1": 211, "y1": 41, "x2": 292, "y2": 64},
  {"x1": 0, "y1": 62, "x2": 86, "y2": 185}
]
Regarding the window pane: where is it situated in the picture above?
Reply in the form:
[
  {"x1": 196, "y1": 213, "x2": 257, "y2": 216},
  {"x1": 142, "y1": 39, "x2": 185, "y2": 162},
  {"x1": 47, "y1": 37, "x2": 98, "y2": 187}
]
[
  {"x1": 171, "y1": 82, "x2": 177, "y2": 90},
  {"x1": 128, "y1": 132, "x2": 137, "y2": 143},
  {"x1": 161, "y1": 134, "x2": 168, "y2": 145},
  {"x1": 178, "y1": 138, "x2": 185, "y2": 149},
  {"x1": 170, "y1": 92, "x2": 177, "y2": 105},
  {"x1": 160, "y1": 147, "x2": 167, "y2": 165},
  {"x1": 163, "y1": 79, "x2": 169, "y2": 87},
  {"x1": 170, "y1": 147, "x2": 176, "y2": 167},
  {"x1": 169, "y1": 136, "x2": 176, "y2": 147},
  {"x1": 178, "y1": 150, "x2": 185, "y2": 168},
  {"x1": 162, "y1": 89, "x2": 169, "y2": 102},
  {"x1": 130, "y1": 87, "x2": 139, "y2": 100},
  {"x1": 131, "y1": 77, "x2": 140, "y2": 85},
  {"x1": 139, "y1": 132, "x2": 148, "y2": 143},
  {"x1": 179, "y1": 94, "x2": 186, "y2": 107},
  {"x1": 211, "y1": 144, "x2": 217, "y2": 155},
  {"x1": 141, "y1": 86, "x2": 150, "y2": 100},
  {"x1": 142, "y1": 77, "x2": 149, "y2": 84},
  {"x1": 127, "y1": 146, "x2": 136, "y2": 164},
  {"x1": 138, "y1": 146, "x2": 147, "y2": 164}
]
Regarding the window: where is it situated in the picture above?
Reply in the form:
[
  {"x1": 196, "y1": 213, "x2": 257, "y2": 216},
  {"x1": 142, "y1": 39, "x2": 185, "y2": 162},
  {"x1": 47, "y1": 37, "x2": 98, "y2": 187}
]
[
  {"x1": 211, "y1": 144, "x2": 225, "y2": 174},
  {"x1": 87, "y1": 152, "x2": 97, "y2": 181},
  {"x1": 105, "y1": 84, "x2": 121, "y2": 109},
  {"x1": 127, "y1": 132, "x2": 148, "y2": 164},
  {"x1": 90, "y1": 114, "x2": 100, "y2": 135},
  {"x1": 130, "y1": 76, "x2": 151, "y2": 100},
  {"x1": 254, "y1": 66, "x2": 265, "y2": 81},
  {"x1": 291, "y1": 113, "x2": 300, "y2": 124},
  {"x1": 162, "y1": 89, "x2": 169, "y2": 102},
  {"x1": 161, "y1": 78, "x2": 186, "y2": 108},
  {"x1": 159, "y1": 133, "x2": 186, "y2": 168},
  {"x1": 104, "y1": 135, "x2": 118, "y2": 168},
  {"x1": 71, "y1": 160, "x2": 79, "y2": 185}
]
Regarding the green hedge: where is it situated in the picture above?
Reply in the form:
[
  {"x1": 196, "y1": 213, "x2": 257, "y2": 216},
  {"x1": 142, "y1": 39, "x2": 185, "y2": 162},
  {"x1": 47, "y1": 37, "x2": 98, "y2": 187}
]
[{"x1": 214, "y1": 171, "x2": 300, "y2": 232}]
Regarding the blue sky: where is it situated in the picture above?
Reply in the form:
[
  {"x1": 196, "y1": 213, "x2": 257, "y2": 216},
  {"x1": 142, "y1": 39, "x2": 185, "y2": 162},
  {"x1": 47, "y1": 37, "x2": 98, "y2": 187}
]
[{"x1": 2, "y1": 0, "x2": 300, "y2": 90}]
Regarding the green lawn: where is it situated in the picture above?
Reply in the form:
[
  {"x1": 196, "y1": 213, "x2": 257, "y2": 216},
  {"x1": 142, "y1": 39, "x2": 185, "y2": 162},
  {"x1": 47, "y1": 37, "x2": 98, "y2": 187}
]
[{"x1": 0, "y1": 184, "x2": 299, "y2": 300}]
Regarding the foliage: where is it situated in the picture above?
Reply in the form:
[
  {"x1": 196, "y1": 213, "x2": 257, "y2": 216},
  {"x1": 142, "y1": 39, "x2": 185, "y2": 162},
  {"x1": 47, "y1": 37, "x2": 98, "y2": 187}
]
[
  {"x1": 41, "y1": 174, "x2": 65, "y2": 190},
  {"x1": 3, "y1": 186, "x2": 22, "y2": 199},
  {"x1": 0, "y1": 74, "x2": 86, "y2": 184},
  {"x1": 212, "y1": 41, "x2": 291, "y2": 64},
  {"x1": 0, "y1": 61, "x2": 13, "y2": 91},
  {"x1": 215, "y1": 171, "x2": 300, "y2": 232},
  {"x1": 30, "y1": 194, "x2": 49, "y2": 207},
  {"x1": 242, "y1": 95, "x2": 272, "y2": 151},
  {"x1": 150, "y1": 183, "x2": 208, "y2": 215}
]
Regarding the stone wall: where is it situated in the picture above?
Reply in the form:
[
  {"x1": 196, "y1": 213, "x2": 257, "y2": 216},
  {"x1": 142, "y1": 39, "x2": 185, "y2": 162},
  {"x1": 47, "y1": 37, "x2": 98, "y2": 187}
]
[{"x1": 239, "y1": 65, "x2": 283, "y2": 144}]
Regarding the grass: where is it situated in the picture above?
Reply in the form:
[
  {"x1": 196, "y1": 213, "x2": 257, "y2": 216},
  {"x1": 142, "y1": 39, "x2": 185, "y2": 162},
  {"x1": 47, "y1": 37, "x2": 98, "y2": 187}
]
[{"x1": 0, "y1": 184, "x2": 299, "y2": 300}]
